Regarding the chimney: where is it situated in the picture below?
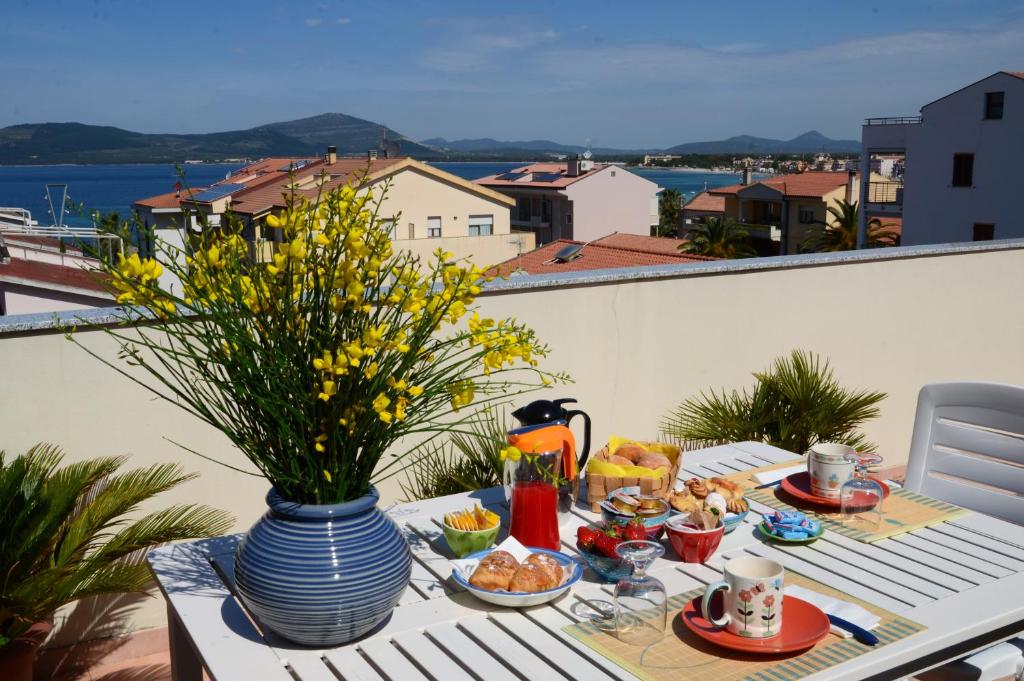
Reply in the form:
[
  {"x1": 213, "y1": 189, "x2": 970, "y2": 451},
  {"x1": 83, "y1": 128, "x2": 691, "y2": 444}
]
[
  {"x1": 846, "y1": 168, "x2": 856, "y2": 203},
  {"x1": 742, "y1": 167, "x2": 752, "y2": 186},
  {"x1": 566, "y1": 156, "x2": 581, "y2": 177},
  {"x1": 367, "y1": 149, "x2": 378, "y2": 161},
  {"x1": 326, "y1": 145, "x2": 337, "y2": 164}
]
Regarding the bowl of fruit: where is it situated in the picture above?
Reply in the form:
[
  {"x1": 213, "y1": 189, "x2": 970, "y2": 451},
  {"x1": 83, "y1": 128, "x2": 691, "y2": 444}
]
[
  {"x1": 442, "y1": 505, "x2": 501, "y2": 558},
  {"x1": 575, "y1": 520, "x2": 646, "y2": 583}
]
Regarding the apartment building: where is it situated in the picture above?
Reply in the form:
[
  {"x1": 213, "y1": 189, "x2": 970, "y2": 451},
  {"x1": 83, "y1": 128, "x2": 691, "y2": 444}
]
[
  {"x1": 703, "y1": 169, "x2": 862, "y2": 254},
  {"x1": 0, "y1": 235, "x2": 112, "y2": 315},
  {"x1": 860, "y1": 71, "x2": 1024, "y2": 245},
  {"x1": 134, "y1": 150, "x2": 527, "y2": 277},
  {"x1": 475, "y1": 158, "x2": 661, "y2": 245}
]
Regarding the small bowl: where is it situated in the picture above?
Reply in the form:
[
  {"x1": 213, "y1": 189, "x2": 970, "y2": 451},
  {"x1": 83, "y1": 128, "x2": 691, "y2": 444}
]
[
  {"x1": 441, "y1": 519, "x2": 500, "y2": 558},
  {"x1": 665, "y1": 515, "x2": 725, "y2": 563},
  {"x1": 603, "y1": 487, "x2": 671, "y2": 539},
  {"x1": 576, "y1": 547, "x2": 633, "y2": 583},
  {"x1": 669, "y1": 504, "x2": 749, "y2": 534}
]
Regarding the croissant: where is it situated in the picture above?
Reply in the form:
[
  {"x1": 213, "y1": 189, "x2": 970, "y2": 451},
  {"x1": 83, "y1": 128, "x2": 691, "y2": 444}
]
[
  {"x1": 726, "y1": 497, "x2": 749, "y2": 514},
  {"x1": 706, "y1": 477, "x2": 744, "y2": 502},
  {"x1": 685, "y1": 478, "x2": 710, "y2": 498},
  {"x1": 669, "y1": 489, "x2": 703, "y2": 514}
]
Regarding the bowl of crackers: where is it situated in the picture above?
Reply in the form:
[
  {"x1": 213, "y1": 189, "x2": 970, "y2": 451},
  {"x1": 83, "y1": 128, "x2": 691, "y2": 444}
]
[
  {"x1": 669, "y1": 477, "x2": 750, "y2": 534},
  {"x1": 441, "y1": 505, "x2": 501, "y2": 558}
]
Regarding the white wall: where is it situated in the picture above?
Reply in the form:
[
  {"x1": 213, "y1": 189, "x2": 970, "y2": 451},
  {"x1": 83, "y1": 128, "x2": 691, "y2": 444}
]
[
  {"x1": 2, "y1": 242, "x2": 1023, "y2": 641},
  {"x1": 393, "y1": 231, "x2": 535, "y2": 267},
  {"x1": 899, "y1": 73, "x2": 1024, "y2": 244},
  {"x1": 563, "y1": 166, "x2": 661, "y2": 242}
]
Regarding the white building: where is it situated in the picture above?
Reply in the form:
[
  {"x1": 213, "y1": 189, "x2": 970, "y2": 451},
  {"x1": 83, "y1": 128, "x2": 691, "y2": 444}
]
[
  {"x1": 860, "y1": 71, "x2": 1024, "y2": 246},
  {"x1": 0, "y1": 236, "x2": 113, "y2": 315}
]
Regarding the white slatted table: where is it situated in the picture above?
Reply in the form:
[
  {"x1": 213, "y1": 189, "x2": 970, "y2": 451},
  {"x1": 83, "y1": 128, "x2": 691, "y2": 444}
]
[{"x1": 149, "y1": 442, "x2": 1024, "y2": 681}]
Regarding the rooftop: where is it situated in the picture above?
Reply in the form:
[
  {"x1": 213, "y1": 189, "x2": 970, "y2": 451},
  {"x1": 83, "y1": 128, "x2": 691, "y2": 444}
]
[
  {"x1": 490, "y1": 233, "x2": 712, "y2": 276},
  {"x1": 0, "y1": 255, "x2": 111, "y2": 295},
  {"x1": 475, "y1": 162, "x2": 608, "y2": 189},
  {"x1": 683, "y1": 191, "x2": 726, "y2": 213},
  {"x1": 709, "y1": 171, "x2": 853, "y2": 199}
]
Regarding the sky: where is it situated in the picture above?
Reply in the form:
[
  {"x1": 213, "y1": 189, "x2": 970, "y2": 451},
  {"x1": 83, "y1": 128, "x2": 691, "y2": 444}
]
[{"x1": 2, "y1": 1, "x2": 1023, "y2": 148}]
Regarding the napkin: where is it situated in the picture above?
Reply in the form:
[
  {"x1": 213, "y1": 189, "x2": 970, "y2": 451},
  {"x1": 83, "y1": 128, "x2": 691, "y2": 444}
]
[
  {"x1": 450, "y1": 536, "x2": 571, "y2": 588},
  {"x1": 785, "y1": 584, "x2": 881, "y2": 638},
  {"x1": 752, "y1": 464, "x2": 805, "y2": 486}
]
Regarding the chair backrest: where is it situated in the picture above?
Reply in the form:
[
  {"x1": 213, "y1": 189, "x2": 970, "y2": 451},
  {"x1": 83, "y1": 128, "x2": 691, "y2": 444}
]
[{"x1": 906, "y1": 382, "x2": 1024, "y2": 525}]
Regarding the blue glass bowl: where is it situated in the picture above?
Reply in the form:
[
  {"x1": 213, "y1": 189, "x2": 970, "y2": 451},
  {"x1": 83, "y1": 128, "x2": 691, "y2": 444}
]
[{"x1": 576, "y1": 547, "x2": 633, "y2": 583}]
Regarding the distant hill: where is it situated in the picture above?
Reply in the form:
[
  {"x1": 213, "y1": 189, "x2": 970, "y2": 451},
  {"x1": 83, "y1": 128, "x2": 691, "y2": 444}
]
[
  {"x1": 423, "y1": 137, "x2": 654, "y2": 156},
  {"x1": 665, "y1": 131, "x2": 860, "y2": 154},
  {"x1": 0, "y1": 113, "x2": 439, "y2": 164}
]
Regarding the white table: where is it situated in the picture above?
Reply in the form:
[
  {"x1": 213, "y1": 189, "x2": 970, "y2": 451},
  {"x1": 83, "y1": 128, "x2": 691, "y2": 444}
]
[{"x1": 149, "y1": 442, "x2": 1024, "y2": 681}]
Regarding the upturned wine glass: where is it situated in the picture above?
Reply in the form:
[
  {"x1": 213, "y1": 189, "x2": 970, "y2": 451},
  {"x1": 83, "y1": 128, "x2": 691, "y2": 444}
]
[
  {"x1": 613, "y1": 540, "x2": 667, "y2": 646},
  {"x1": 840, "y1": 452, "x2": 885, "y2": 532}
]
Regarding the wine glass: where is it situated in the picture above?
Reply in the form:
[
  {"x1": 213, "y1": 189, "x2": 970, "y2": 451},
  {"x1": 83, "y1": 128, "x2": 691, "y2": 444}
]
[
  {"x1": 613, "y1": 540, "x2": 667, "y2": 646},
  {"x1": 841, "y1": 452, "x2": 885, "y2": 532}
]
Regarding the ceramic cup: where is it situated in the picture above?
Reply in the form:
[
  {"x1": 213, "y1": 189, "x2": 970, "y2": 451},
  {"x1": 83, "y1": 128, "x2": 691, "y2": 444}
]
[
  {"x1": 808, "y1": 442, "x2": 856, "y2": 499},
  {"x1": 701, "y1": 557, "x2": 784, "y2": 638}
]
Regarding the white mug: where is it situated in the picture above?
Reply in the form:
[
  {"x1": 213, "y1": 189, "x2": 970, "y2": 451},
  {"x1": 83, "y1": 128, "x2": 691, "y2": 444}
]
[
  {"x1": 701, "y1": 557, "x2": 784, "y2": 638},
  {"x1": 808, "y1": 442, "x2": 856, "y2": 499}
]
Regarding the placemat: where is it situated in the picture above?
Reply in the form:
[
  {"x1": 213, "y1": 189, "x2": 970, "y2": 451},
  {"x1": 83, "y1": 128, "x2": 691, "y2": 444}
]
[
  {"x1": 562, "y1": 572, "x2": 925, "y2": 681},
  {"x1": 722, "y1": 462, "x2": 969, "y2": 543}
]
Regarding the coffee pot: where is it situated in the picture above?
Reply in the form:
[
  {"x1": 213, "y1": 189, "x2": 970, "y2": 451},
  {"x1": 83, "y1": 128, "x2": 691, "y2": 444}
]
[{"x1": 511, "y1": 398, "x2": 591, "y2": 471}]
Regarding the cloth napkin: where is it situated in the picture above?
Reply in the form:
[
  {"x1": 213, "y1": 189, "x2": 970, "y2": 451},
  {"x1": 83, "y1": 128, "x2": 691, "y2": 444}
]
[
  {"x1": 785, "y1": 584, "x2": 881, "y2": 638},
  {"x1": 752, "y1": 464, "x2": 806, "y2": 486},
  {"x1": 450, "y1": 536, "x2": 571, "y2": 588}
]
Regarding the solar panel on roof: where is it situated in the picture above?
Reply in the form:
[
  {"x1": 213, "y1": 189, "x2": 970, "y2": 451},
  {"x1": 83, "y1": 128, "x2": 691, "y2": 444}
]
[
  {"x1": 278, "y1": 160, "x2": 312, "y2": 172},
  {"x1": 553, "y1": 244, "x2": 583, "y2": 263},
  {"x1": 497, "y1": 172, "x2": 526, "y2": 180},
  {"x1": 189, "y1": 183, "x2": 245, "y2": 202},
  {"x1": 532, "y1": 172, "x2": 563, "y2": 182}
]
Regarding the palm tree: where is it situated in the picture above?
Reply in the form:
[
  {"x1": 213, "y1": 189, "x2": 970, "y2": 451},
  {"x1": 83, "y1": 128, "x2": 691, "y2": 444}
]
[
  {"x1": 655, "y1": 189, "x2": 683, "y2": 237},
  {"x1": 679, "y1": 217, "x2": 757, "y2": 259},
  {"x1": 660, "y1": 350, "x2": 886, "y2": 455},
  {"x1": 801, "y1": 199, "x2": 901, "y2": 252},
  {"x1": 0, "y1": 445, "x2": 232, "y2": 649}
]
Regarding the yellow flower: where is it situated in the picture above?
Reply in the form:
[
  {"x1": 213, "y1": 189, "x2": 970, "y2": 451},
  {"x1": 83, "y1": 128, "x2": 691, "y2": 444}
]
[
  {"x1": 407, "y1": 385, "x2": 424, "y2": 398},
  {"x1": 318, "y1": 380, "x2": 337, "y2": 402},
  {"x1": 372, "y1": 393, "x2": 391, "y2": 412},
  {"x1": 363, "y1": 362, "x2": 379, "y2": 379},
  {"x1": 323, "y1": 470, "x2": 332, "y2": 483},
  {"x1": 499, "y1": 446, "x2": 521, "y2": 462}
]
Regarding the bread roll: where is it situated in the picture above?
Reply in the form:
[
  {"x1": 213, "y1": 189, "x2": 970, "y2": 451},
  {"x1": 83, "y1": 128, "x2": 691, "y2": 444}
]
[
  {"x1": 636, "y1": 453, "x2": 671, "y2": 471},
  {"x1": 524, "y1": 553, "x2": 563, "y2": 585},
  {"x1": 469, "y1": 550, "x2": 519, "y2": 591},
  {"x1": 509, "y1": 561, "x2": 558, "y2": 593},
  {"x1": 607, "y1": 455, "x2": 634, "y2": 466},
  {"x1": 613, "y1": 444, "x2": 647, "y2": 463}
]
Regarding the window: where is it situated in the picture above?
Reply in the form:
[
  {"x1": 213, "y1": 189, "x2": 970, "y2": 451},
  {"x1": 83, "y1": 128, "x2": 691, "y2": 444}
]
[
  {"x1": 798, "y1": 207, "x2": 816, "y2": 224},
  {"x1": 564, "y1": 213, "x2": 572, "y2": 225},
  {"x1": 380, "y1": 220, "x2": 397, "y2": 241},
  {"x1": 427, "y1": 216, "x2": 442, "y2": 238},
  {"x1": 468, "y1": 215, "x2": 493, "y2": 236},
  {"x1": 973, "y1": 223, "x2": 995, "y2": 241},
  {"x1": 984, "y1": 92, "x2": 1004, "y2": 120},
  {"x1": 952, "y1": 153, "x2": 974, "y2": 187},
  {"x1": 517, "y1": 198, "x2": 530, "y2": 222},
  {"x1": 408, "y1": 222, "x2": 415, "y2": 240},
  {"x1": 610, "y1": 170, "x2": 617, "y2": 177}
]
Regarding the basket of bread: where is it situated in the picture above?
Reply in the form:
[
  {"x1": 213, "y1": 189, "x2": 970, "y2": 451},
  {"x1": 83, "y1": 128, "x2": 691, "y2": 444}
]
[
  {"x1": 668, "y1": 477, "x2": 750, "y2": 533},
  {"x1": 450, "y1": 537, "x2": 583, "y2": 607},
  {"x1": 584, "y1": 437, "x2": 681, "y2": 512}
]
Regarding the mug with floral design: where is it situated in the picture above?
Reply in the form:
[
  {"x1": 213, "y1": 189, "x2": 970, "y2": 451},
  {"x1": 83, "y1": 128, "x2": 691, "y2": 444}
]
[
  {"x1": 808, "y1": 442, "x2": 856, "y2": 499},
  {"x1": 700, "y1": 557, "x2": 784, "y2": 638}
]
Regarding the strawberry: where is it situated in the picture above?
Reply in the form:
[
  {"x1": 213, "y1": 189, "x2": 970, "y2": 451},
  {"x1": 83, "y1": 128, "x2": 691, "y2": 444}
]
[
  {"x1": 623, "y1": 518, "x2": 647, "y2": 541},
  {"x1": 593, "y1": 532, "x2": 623, "y2": 559},
  {"x1": 576, "y1": 526, "x2": 598, "y2": 552}
]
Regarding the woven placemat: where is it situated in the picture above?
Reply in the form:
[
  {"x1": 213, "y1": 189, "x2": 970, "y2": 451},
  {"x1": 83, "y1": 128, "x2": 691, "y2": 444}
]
[
  {"x1": 563, "y1": 572, "x2": 925, "y2": 681},
  {"x1": 721, "y1": 463, "x2": 969, "y2": 543}
]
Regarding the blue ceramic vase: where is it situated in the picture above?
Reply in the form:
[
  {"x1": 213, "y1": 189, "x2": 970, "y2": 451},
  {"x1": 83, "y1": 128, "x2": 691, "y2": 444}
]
[{"x1": 234, "y1": 485, "x2": 412, "y2": 646}]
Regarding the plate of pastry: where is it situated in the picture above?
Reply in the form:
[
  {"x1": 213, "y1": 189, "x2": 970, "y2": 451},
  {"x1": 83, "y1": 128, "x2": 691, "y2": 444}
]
[
  {"x1": 451, "y1": 541, "x2": 583, "y2": 608},
  {"x1": 669, "y1": 477, "x2": 750, "y2": 534}
]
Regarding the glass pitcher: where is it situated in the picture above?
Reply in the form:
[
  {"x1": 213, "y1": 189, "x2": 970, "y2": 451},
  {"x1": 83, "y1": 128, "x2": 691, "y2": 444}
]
[{"x1": 505, "y1": 424, "x2": 571, "y2": 550}]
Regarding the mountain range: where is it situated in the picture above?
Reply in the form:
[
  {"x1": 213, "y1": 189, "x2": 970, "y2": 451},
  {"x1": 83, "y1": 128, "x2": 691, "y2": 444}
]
[{"x1": 0, "y1": 113, "x2": 859, "y2": 164}]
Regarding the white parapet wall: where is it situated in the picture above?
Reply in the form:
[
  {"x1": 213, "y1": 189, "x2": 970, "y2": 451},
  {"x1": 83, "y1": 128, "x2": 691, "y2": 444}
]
[{"x1": 2, "y1": 239, "x2": 1024, "y2": 641}]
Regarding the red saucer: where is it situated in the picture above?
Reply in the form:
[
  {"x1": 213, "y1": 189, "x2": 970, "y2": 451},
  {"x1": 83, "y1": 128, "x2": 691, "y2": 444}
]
[
  {"x1": 779, "y1": 471, "x2": 890, "y2": 509},
  {"x1": 680, "y1": 595, "x2": 829, "y2": 654}
]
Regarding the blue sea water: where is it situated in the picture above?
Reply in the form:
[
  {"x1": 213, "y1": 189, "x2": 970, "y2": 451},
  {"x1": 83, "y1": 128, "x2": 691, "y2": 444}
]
[{"x1": 0, "y1": 162, "x2": 746, "y2": 226}]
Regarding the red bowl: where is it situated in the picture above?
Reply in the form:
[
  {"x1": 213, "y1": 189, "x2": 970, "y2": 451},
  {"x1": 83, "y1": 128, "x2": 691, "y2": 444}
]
[{"x1": 665, "y1": 518, "x2": 725, "y2": 563}]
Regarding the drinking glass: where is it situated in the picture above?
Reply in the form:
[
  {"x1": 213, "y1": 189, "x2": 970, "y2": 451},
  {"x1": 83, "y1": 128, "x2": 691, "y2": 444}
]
[
  {"x1": 840, "y1": 452, "x2": 885, "y2": 532},
  {"x1": 613, "y1": 540, "x2": 666, "y2": 646}
]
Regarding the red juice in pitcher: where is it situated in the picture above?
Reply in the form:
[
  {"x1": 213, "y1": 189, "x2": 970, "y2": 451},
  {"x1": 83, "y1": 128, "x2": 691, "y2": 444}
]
[{"x1": 510, "y1": 480, "x2": 559, "y2": 549}]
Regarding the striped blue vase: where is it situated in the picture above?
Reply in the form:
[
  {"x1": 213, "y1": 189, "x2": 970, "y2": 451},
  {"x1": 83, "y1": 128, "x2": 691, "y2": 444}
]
[{"x1": 234, "y1": 485, "x2": 412, "y2": 646}]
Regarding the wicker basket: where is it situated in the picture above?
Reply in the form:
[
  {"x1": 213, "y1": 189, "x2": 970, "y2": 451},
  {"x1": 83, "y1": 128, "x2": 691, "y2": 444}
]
[{"x1": 584, "y1": 445, "x2": 682, "y2": 512}]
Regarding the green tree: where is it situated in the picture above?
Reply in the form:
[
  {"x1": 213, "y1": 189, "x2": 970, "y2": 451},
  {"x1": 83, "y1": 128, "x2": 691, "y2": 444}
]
[
  {"x1": 660, "y1": 350, "x2": 886, "y2": 455},
  {"x1": 679, "y1": 216, "x2": 757, "y2": 259},
  {"x1": 654, "y1": 189, "x2": 683, "y2": 237},
  {"x1": 800, "y1": 199, "x2": 900, "y2": 252},
  {"x1": 0, "y1": 444, "x2": 232, "y2": 647}
]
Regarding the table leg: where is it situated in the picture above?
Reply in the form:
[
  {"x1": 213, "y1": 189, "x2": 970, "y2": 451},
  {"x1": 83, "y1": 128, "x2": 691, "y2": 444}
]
[{"x1": 168, "y1": 602, "x2": 204, "y2": 681}]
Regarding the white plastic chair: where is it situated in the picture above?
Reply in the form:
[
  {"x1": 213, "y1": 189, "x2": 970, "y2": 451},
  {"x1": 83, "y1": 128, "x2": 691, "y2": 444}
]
[{"x1": 906, "y1": 382, "x2": 1024, "y2": 526}]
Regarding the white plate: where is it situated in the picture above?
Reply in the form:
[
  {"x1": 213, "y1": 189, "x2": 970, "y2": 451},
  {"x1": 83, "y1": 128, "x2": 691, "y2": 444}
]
[{"x1": 451, "y1": 547, "x2": 583, "y2": 608}]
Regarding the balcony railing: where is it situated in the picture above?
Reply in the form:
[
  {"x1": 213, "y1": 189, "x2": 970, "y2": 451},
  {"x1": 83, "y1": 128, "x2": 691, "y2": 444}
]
[
  {"x1": 864, "y1": 116, "x2": 922, "y2": 126},
  {"x1": 868, "y1": 180, "x2": 904, "y2": 205}
]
